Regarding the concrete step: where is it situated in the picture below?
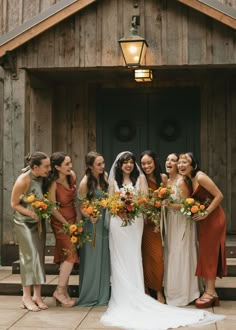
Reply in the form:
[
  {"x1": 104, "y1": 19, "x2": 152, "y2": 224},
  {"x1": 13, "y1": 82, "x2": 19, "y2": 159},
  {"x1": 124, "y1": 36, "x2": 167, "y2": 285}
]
[
  {"x1": 0, "y1": 267, "x2": 236, "y2": 300},
  {"x1": 12, "y1": 256, "x2": 80, "y2": 275}
]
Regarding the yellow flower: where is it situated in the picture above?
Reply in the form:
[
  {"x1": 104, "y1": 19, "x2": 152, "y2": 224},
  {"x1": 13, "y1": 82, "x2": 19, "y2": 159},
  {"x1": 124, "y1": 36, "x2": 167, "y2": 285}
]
[
  {"x1": 69, "y1": 224, "x2": 77, "y2": 233},
  {"x1": 26, "y1": 194, "x2": 35, "y2": 203},
  {"x1": 70, "y1": 236, "x2": 78, "y2": 244}
]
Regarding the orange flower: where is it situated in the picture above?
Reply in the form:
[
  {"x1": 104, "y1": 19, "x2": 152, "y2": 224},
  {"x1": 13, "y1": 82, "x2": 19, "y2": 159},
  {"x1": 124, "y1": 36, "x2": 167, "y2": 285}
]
[
  {"x1": 155, "y1": 201, "x2": 161, "y2": 208},
  {"x1": 200, "y1": 204, "x2": 205, "y2": 211},
  {"x1": 26, "y1": 194, "x2": 35, "y2": 203},
  {"x1": 70, "y1": 236, "x2": 78, "y2": 244},
  {"x1": 32, "y1": 201, "x2": 42, "y2": 208},
  {"x1": 191, "y1": 205, "x2": 199, "y2": 214},
  {"x1": 86, "y1": 206, "x2": 94, "y2": 215},
  {"x1": 40, "y1": 202, "x2": 48, "y2": 210},
  {"x1": 69, "y1": 224, "x2": 77, "y2": 233},
  {"x1": 186, "y1": 198, "x2": 195, "y2": 204}
]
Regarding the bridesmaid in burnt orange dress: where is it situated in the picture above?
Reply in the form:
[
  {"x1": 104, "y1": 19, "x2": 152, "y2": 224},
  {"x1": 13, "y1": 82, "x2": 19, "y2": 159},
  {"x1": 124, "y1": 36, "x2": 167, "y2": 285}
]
[
  {"x1": 47, "y1": 151, "x2": 79, "y2": 307},
  {"x1": 178, "y1": 152, "x2": 227, "y2": 309},
  {"x1": 140, "y1": 150, "x2": 167, "y2": 303}
]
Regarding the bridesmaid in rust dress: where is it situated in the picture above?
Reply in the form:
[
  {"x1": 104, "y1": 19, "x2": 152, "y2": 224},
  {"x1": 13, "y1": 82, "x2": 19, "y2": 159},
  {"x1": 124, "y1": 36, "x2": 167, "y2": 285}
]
[
  {"x1": 140, "y1": 150, "x2": 167, "y2": 303},
  {"x1": 47, "y1": 151, "x2": 79, "y2": 307},
  {"x1": 178, "y1": 152, "x2": 227, "y2": 308}
]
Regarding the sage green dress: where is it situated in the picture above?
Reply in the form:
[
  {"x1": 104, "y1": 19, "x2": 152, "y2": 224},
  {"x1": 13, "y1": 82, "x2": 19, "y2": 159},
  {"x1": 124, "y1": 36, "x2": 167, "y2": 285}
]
[
  {"x1": 78, "y1": 189, "x2": 110, "y2": 306},
  {"x1": 13, "y1": 171, "x2": 46, "y2": 286}
]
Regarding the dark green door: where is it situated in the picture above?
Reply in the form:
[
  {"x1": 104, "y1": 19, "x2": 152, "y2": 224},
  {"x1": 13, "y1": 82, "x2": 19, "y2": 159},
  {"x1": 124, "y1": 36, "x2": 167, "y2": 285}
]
[{"x1": 97, "y1": 88, "x2": 200, "y2": 170}]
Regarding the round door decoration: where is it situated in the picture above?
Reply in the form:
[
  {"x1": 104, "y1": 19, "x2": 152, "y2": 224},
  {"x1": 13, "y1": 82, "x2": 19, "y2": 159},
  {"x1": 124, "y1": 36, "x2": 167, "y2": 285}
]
[
  {"x1": 114, "y1": 120, "x2": 136, "y2": 142},
  {"x1": 159, "y1": 120, "x2": 180, "y2": 141}
]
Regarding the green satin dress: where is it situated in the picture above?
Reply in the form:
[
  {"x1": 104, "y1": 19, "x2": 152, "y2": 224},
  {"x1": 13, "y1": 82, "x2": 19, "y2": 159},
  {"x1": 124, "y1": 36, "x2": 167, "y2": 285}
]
[
  {"x1": 78, "y1": 189, "x2": 110, "y2": 306},
  {"x1": 13, "y1": 171, "x2": 46, "y2": 286}
]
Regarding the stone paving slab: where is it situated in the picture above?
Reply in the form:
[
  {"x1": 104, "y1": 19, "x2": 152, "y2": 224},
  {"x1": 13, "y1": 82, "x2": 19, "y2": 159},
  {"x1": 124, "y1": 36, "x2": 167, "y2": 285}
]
[{"x1": 0, "y1": 296, "x2": 235, "y2": 330}]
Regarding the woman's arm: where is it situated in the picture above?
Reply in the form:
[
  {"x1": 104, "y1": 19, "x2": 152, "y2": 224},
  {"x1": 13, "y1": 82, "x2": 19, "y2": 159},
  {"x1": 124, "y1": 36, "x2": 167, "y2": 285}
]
[
  {"x1": 11, "y1": 174, "x2": 38, "y2": 219},
  {"x1": 193, "y1": 172, "x2": 223, "y2": 220},
  {"x1": 48, "y1": 181, "x2": 68, "y2": 224}
]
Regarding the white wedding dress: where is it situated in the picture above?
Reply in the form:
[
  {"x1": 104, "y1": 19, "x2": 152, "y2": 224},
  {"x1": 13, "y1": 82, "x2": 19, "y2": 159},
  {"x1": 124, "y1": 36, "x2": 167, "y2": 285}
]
[{"x1": 101, "y1": 179, "x2": 224, "y2": 330}]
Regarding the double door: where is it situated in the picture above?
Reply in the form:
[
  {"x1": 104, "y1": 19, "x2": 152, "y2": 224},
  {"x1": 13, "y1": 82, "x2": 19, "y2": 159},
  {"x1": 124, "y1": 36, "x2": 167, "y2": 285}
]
[{"x1": 97, "y1": 87, "x2": 200, "y2": 171}]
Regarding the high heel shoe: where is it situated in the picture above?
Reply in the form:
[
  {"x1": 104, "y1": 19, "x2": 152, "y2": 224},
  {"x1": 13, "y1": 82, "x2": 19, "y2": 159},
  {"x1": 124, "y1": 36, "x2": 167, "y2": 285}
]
[
  {"x1": 20, "y1": 298, "x2": 41, "y2": 312},
  {"x1": 195, "y1": 292, "x2": 220, "y2": 309},
  {"x1": 53, "y1": 286, "x2": 76, "y2": 308}
]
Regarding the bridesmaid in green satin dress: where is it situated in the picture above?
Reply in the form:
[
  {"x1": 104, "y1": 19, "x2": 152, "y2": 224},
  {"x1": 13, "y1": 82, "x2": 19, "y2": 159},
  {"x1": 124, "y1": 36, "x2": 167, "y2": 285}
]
[
  {"x1": 77, "y1": 151, "x2": 110, "y2": 306},
  {"x1": 11, "y1": 152, "x2": 51, "y2": 312}
]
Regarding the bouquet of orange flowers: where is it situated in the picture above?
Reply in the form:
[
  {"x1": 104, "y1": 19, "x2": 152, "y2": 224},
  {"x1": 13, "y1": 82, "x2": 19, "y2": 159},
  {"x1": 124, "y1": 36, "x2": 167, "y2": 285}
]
[
  {"x1": 80, "y1": 198, "x2": 103, "y2": 219},
  {"x1": 180, "y1": 197, "x2": 209, "y2": 218},
  {"x1": 152, "y1": 183, "x2": 174, "y2": 201},
  {"x1": 106, "y1": 186, "x2": 142, "y2": 226},
  {"x1": 62, "y1": 220, "x2": 91, "y2": 249},
  {"x1": 21, "y1": 192, "x2": 59, "y2": 237},
  {"x1": 80, "y1": 195, "x2": 108, "y2": 247},
  {"x1": 21, "y1": 192, "x2": 59, "y2": 219},
  {"x1": 140, "y1": 190, "x2": 162, "y2": 230}
]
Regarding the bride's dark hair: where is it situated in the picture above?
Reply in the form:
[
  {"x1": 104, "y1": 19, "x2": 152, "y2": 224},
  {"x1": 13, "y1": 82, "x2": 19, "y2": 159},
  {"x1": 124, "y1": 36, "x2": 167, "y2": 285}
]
[{"x1": 114, "y1": 152, "x2": 140, "y2": 188}]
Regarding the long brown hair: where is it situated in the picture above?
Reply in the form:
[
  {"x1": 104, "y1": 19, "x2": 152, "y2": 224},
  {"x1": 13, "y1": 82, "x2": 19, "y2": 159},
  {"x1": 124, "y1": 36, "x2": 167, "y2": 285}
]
[{"x1": 85, "y1": 151, "x2": 108, "y2": 200}]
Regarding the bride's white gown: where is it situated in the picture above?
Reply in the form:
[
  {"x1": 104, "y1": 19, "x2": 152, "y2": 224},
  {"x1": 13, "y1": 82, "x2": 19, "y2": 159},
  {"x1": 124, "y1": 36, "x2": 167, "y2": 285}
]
[{"x1": 101, "y1": 181, "x2": 224, "y2": 330}]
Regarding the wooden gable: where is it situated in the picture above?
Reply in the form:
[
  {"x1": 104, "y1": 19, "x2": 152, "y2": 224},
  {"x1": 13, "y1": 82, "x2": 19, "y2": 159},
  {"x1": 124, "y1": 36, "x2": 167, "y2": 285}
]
[{"x1": 0, "y1": 0, "x2": 97, "y2": 57}]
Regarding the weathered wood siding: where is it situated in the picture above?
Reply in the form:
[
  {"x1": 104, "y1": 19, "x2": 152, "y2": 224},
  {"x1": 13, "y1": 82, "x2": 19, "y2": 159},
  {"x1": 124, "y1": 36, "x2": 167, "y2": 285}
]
[
  {"x1": 0, "y1": 67, "x2": 4, "y2": 253},
  {"x1": 2, "y1": 69, "x2": 27, "y2": 244},
  {"x1": 0, "y1": 0, "x2": 235, "y2": 67}
]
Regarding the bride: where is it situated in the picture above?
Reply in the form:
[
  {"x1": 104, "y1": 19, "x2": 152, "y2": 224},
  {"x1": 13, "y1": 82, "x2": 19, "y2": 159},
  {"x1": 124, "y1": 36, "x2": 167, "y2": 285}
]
[{"x1": 101, "y1": 151, "x2": 224, "y2": 330}]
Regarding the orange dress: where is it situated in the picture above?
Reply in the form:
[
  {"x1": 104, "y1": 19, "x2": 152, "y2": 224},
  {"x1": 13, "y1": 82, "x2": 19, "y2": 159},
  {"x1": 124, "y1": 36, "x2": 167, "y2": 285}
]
[
  {"x1": 192, "y1": 185, "x2": 227, "y2": 279},
  {"x1": 50, "y1": 179, "x2": 79, "y2": 264},
  {"x1": 142, "y1": 179, "x2": 164, "y2": 292}
]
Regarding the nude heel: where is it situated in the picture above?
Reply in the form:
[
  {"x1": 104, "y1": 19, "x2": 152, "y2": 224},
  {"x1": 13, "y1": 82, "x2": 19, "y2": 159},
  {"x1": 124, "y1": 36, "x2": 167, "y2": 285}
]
[{"x1": 53, "y1": 286, "x2": 76, "y2": 308}]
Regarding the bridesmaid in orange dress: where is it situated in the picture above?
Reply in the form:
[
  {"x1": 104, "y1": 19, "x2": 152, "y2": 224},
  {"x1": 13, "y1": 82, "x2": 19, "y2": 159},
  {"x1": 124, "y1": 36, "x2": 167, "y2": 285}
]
[
  {"x1": 178, "y1": 152, "x2": 227, "y2": 308},
  {"x1": 140, "y1": 150, "x2": 167, "y2": 303},
  {"x1": 46, "y1": 151, "x2": 79, "y2": 307}
]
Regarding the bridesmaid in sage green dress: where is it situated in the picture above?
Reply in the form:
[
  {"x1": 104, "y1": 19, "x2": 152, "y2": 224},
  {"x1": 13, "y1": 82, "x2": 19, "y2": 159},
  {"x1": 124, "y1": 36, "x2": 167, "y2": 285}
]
[
  {"x1": 11, "y1": 151, "x2": 51, "y2": 312},
  {"x1": 77, "y1": 151, "x2": 110, "y2": 306}
]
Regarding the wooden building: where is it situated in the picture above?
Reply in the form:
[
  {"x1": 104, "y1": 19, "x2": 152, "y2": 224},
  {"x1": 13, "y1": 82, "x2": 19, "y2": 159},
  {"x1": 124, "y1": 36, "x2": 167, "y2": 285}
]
[{"x1": 0, "y1": 0, "x2": 235, "y2": 264}]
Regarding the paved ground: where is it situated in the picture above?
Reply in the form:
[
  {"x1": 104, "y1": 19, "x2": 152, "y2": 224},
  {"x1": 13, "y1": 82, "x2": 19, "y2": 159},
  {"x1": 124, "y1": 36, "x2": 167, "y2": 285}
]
[{"x1": 0, "y1": 296, "x2": 235, "y2": 330}]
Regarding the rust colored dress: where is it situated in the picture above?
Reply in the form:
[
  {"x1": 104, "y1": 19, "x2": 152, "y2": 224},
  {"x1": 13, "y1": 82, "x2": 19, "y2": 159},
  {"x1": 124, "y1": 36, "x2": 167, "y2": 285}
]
[
  {"x1": 192, "y1": 185, "x2": 227, "y2": 279},
  {"x1": 50, "y1": 178, "x2": 79, "y2": 264},
  {"x1": 142, "y1": 179, "x2": 164, "y2": 292}
]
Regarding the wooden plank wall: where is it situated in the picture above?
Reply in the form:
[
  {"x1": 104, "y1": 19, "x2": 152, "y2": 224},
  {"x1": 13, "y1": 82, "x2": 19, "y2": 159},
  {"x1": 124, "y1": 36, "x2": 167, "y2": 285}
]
[
  {"x1": 2, "y1": 69, "x2": 26, "y2": 244},
  {"x1": 0, "y1": 67, "x2": 3, "y2": 254},
  {"x1": 0, "y1": 0, "x2": 232, "y2": 68}
]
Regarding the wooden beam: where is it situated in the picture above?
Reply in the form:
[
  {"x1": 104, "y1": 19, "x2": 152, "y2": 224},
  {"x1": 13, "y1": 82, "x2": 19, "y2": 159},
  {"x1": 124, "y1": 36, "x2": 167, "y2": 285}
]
[
  {"x1": 0, "y1": 0, "x2": 97, "y2": 58},
  {"x1": 177, "y1": 0, "x2": 236, "y2": 30}
]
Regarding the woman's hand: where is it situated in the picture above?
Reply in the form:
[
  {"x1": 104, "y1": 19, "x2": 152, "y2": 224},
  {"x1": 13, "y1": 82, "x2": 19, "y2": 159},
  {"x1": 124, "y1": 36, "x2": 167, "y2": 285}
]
[
  {"x1": 162, "y1": 199, "x2": 169, "y2": 207},
  {"x1": 28, "y1": 210, "x2": 38, "y2": 220},
  {"x1": 192, "y1": 213, "x2": 208, "y2": 221},
  {"x1": 118, "y1": 210, "x2": 128, "y2": 221}
]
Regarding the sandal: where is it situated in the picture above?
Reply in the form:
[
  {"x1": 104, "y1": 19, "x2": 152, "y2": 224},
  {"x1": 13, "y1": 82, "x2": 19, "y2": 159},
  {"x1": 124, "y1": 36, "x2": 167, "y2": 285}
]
[
  {"x1": 21, "y1": 298, "x2": 41, "y2": 312},
  {"x1": 195, "y1": 292, "x2": 220, "y2": 309}
]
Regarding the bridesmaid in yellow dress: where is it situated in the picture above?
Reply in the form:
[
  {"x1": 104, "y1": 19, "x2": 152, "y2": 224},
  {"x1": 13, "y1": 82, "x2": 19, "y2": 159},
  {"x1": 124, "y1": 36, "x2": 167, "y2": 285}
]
[
  {"x1": 11, "y1": 151, "x2": 51, "y2": 311},
  {"x1": 140, "y1": 150, "x2": 167, "y2": 303}
]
